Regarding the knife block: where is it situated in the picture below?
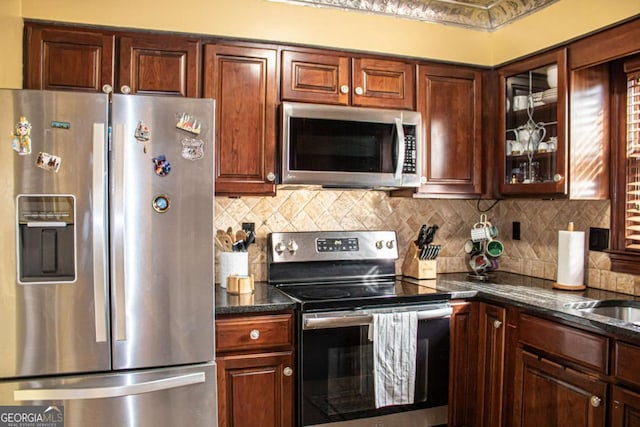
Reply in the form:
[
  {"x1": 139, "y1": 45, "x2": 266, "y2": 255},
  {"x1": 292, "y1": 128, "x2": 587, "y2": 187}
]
[{"x1": 402, "y1": 242, "x2": 437, "y2": 279}]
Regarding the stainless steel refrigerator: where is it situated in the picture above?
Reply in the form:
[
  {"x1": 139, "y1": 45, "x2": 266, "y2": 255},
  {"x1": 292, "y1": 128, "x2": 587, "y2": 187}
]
[{"x1": 0, "y1": 90, "x2": 217, "y2": 426}]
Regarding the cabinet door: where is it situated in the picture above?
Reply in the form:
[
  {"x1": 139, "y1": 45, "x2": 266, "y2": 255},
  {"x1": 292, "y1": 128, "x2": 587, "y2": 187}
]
[
  {"x1": 498, "y1": 49, "x2": 567, "y2": 197},
  {"x1": 203, "y1": 45, "x2": 277, "y2": 196},
  {"x1": 416, "y1": 64, "x2": 483, "y2": 196},
  {"x1": 352, "y1": 57, "x2": 415, "y2": 109},
  {"x1": 24, "y1": 25, "x2": 114, "y2": 92},
  {"x1": 118, "y1": 34, "x2": 200, "y2": 97},
  {"x1": 477, "y1": 303, "x2": 506, "y2": 427},
  {"x1": 449, "y1": 301, "x2": 479, "y2": 427},
  {"x1": 612, "y1": 386, "x2": 640, "y2": 427},
  {"x1": 514, "y1": 350, "x2": 606, "y2": 427},
  {"x1": 281, "y1": 50, "x2": 350, "y2": 105},
  {"x1": 217, "y1": 351, "x2": 294, "y2": 427}
]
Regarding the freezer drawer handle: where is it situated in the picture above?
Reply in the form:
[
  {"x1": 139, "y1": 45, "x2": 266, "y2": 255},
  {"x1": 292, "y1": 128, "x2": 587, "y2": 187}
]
[{"x1": 13, "y1": 372, "x2": 205, "y2": 401}]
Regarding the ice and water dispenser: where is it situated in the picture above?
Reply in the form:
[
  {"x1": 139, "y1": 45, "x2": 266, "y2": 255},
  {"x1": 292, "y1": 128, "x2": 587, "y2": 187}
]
[{"x1": 16, "y1": 195, "x2": 76, "y2": 284}]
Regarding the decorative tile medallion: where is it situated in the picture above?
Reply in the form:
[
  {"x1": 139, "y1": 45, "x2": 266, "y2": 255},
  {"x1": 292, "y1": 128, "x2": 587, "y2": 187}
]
[{"x1": 267, "y1": 0, "x2": 559, "y2": 31}]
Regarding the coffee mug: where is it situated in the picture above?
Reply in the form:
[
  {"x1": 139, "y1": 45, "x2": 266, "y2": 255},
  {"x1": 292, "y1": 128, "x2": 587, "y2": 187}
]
[
  {"x1": 486, "y1": 239, "x2": 504, "y2": 257},
  {"x1": 469, "y1": 253, "x2": 490, "y2": 274},
  {"x1": 464, "y1": 239, "x2": 481, "y2": 254}
]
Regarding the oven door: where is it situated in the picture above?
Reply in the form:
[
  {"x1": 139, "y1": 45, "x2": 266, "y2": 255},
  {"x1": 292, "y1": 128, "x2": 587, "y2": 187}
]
[{"x1": 299, "y1": 303, "x2": 450, "y2": 427}]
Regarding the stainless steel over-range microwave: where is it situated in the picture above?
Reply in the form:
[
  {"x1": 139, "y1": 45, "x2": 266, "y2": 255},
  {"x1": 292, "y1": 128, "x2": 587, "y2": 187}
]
[{"x1": 281, "y1": 102, "x2": 423, "y2": 189}]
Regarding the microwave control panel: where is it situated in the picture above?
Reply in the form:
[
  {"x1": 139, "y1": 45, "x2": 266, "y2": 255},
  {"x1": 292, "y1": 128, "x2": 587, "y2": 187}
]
[{"x1": 403, "y1": 126, "x2": 417, "y2": 174}]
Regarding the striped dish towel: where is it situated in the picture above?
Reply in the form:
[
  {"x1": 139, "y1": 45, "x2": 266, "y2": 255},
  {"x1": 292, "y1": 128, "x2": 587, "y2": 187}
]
[{"x1": 368, "y1": 311, "x2": 418, "y2": 408}]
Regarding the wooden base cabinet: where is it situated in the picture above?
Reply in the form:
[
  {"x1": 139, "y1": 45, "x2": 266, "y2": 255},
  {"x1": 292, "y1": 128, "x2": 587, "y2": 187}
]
[
  {"x1": 449, "y1": 301, "x2": 479, "y2": 426},
  {"x1": 514, "y1": 350, "x2": 606, "y2": 427},
  {"x1": 476, "y1": 303, "x2": 507, "y2": 427},
  {"x1": 215, "y1": 312, "x2": 294, "y2": 427},
  {"x1": 217, "y1": 351, "x2": 294, "y2": 427}
]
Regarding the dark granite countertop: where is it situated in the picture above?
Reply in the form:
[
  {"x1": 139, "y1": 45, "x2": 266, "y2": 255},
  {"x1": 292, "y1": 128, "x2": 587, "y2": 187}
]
[
  {"x1": 215, "y1": 281, "x2": 296, "y2": 315},
  {"x1": 215, "y1": 271, "x2": 640, "y2": 341}
]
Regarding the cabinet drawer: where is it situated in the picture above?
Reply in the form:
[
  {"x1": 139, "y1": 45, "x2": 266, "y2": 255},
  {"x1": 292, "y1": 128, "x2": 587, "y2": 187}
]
[
  {"x1": 519, "y1": 314, "x2": 609, "y2": 373},
  {"x1": 614, "y1": 341, "x2": 640, "y2": 387},
  {"x1": 216, "y1": 313, "x2": 293, "y2": 353}
]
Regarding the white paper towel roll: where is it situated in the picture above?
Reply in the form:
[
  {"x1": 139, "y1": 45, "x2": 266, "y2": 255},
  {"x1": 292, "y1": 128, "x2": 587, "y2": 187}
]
[
  {"x1": 218, "y1": 252, "x2": 249, "y2": 288},
  {"x1": 556, "y1": 229, "x2": 585, "y2": 288}
]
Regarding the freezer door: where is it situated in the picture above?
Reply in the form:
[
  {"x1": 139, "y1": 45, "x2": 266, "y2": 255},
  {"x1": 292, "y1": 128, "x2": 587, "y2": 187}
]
[
  {"x1": 0, "y1": 362, "x2": 217, "y2": 427},
  {"x1": 0, "y1": 90, "x2": 110, "y2": 378},
  {"x1": 110, "y1": 95, "x2": 215, "y2": 369}
]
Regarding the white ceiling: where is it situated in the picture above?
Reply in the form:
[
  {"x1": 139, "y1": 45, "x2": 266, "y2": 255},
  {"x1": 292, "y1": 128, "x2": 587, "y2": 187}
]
[{"x1": 267, "y1": 0, "x2": 560, "y2": 31}]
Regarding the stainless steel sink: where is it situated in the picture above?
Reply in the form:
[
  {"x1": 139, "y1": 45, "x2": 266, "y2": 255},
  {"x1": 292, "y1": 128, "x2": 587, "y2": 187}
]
[{"x1": 564, "y1": 300, "x2": 640, "y2": 324}]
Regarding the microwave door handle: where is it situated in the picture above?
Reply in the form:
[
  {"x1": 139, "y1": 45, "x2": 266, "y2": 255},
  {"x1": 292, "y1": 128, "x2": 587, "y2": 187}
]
[{"x1": 394, "y1": 116, "x2": 406, "y2": 180}]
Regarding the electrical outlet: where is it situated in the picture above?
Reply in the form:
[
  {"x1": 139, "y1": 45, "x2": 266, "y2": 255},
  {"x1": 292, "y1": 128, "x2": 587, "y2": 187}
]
[
  {"x1": 242, "y1": 222, "x2": 255, "y2": 233},
  {"x1": 589, "y1": 227, "x2": 609, "y2": 251},
  {"x1": 512, "y1": 221, "x2": 521, "y2": 240}
]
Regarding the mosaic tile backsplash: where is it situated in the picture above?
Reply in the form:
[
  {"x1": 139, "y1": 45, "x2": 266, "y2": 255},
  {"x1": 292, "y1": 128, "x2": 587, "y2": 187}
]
[{"x1": 215, "y1": 187, "x2": 640, "y2": 296}]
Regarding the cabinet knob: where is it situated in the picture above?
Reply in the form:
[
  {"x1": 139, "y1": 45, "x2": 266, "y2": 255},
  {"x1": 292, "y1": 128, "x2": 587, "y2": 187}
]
[
  {"x1": 590, "y1": 395, "x2": 602, "y2": 408},
  {"x1": 266, "y1": 172, "x2": 276, "y2": 182},
  {"x1": 283, "y1": 367, "x2": 293, "y2": 377},
  {"x1": 120, "y1": 85, "x2": 131, "y2": 94},
  {"x1": 354, "y1": 86, "x2": 364, "y2": 96},
  {"x1": 493, "y1": 320, "x2": 502, "y2": 329},
  {"x1": 249, "y1": 329, "x2": 260, "y2": 340},
  {"x1": 553, "y1": 174, "x2": 563, "y2": 183},
  {"x1": 102, "y1": 84, "x2": 113, "y2": 94},
  {"x1": 340, "y1": 85, "x2": 349, "y2": 94}
]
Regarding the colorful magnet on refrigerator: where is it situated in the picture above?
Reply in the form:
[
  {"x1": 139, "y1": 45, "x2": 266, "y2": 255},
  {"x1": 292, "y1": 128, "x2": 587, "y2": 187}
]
[
  {"x1": 134, "y1": 120, "x2": 150, "y2": 142},
  {"x1": 176, "y1": 113, "x2": 202, "y2": 135},
  {"x1": 51, "y1": 120, "x2": 71, "y2": 129},
  {"x1": 180, "y1": 138, "x2": 205, "y2": 161},
  {"x1": 152, "y1": 155, "x2": 171, "y2": 176},
  {"x1": 12, "y1": 116, "x2": 32, "y2": 155},
  {"x1": 152, "y1": 194, "x2": 170, "y2": 213},
  {"x1": 35, "y1": 151, "x2": 62, "y2": 173}
]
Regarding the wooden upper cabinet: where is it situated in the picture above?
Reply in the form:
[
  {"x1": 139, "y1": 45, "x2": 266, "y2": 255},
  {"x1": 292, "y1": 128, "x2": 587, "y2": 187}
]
[
  {"x1": 118, "y1": 34, "x2": 200, "y2": 97},
  {"x1": 203, "y1": 44, "x2": 277, "y2": 196},
  {"x1": 282, "y1": 50, "x2": 415, "y2": 109},
  {"x1": 24, "y1": 25, "x2": 114, "y2": 92},
  {"x1": 281, "y1": 50, "x2": 349, "y2": 105},
  {"x1": 415, "y1": 64, "x2": 483, "y2": 196}
]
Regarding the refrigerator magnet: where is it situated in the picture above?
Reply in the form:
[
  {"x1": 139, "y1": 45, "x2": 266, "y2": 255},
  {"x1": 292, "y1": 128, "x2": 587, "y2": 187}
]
[
  {"x1": 51, "y1": 120, "x2": 71, "y2": 129},
  {"x1": 152, "y1": 194, "x2": 170, "y2": 213},
  {"x1": 12, "y1": 116, "x2": 32, "y2": 155},
  {"x1": 180, "y1": 138, "x2": 205, "y2": 161},
  {"x1": 152, "y1": 154, "x2": 171, "y2": 176},
  {"x1": 176, "y1": 113, "x2": 202, "y2": 135},
  {"x1": 35, "y1": 151, "x2": 62, "y2": 173},
  {"x1": 134, "y1": 120, "x2": 150, "y2": 153}
]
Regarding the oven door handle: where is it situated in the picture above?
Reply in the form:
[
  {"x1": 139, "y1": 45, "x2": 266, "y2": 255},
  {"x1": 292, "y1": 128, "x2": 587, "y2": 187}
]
[{"x1": 303, "y1": 307, "x2": 452, "y2": 330}]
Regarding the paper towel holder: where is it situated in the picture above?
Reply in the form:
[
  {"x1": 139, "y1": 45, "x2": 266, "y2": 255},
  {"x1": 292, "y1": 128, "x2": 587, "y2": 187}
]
[{"x1": 553, "y1": 222, "x2": 586, "y2": 291}]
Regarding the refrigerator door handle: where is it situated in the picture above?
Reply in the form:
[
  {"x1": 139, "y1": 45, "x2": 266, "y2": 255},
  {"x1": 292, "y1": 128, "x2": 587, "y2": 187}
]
[
  {"x1": 92, "y1": 123, "x2": 108, "y2": 343},
  {"x1": 113, "y1": 123, "x2": 127, "y2": 341},
  {"x1": 13, "y1": 372, "x2": 205, "y2": 401}
]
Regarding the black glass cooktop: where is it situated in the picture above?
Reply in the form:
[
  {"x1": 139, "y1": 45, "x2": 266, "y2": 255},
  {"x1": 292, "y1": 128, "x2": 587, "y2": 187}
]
[{"x1": 274, "y1": 278, "x2": 450, "y2": 311}]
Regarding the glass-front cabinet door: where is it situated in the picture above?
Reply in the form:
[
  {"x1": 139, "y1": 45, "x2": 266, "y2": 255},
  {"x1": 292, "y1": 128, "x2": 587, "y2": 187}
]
[{"x1": 498, "y1": 49, "x2": 567, "y2": 196}]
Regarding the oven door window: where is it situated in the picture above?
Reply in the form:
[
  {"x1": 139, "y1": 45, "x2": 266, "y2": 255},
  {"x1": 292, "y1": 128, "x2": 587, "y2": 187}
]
[
  {"x1": 301, "y1": 317, "x2": 449, "y2": 425},
  {"x1": 289, "y1": 118, "x2": 398, "y2": 173}
]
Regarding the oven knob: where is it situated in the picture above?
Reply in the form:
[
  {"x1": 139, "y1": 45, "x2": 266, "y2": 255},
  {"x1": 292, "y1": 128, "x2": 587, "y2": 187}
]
[
  {"x1": 386, "y1": 240, "x2": 395, "y2": 249},
  {"x1": 287, "y1": 240, "x2": 299, "y2": 254},
  {"x1": 375, "y1": 240, "x2": 384, "y2": 249},
  {"x1": 275, "y1": 242, "x2": 286, "y2": 255}
]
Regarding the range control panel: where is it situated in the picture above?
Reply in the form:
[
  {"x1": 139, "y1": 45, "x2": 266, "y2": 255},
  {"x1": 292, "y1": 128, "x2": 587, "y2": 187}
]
[{"x1": 268, "y1": 230, "x2": 398, "y2": 263}]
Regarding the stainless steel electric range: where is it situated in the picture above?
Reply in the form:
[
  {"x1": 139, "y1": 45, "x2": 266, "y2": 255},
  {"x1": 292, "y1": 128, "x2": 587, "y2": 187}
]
[{"x1": 267, "y1": 230, "x2": 451, "y2": 427}]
